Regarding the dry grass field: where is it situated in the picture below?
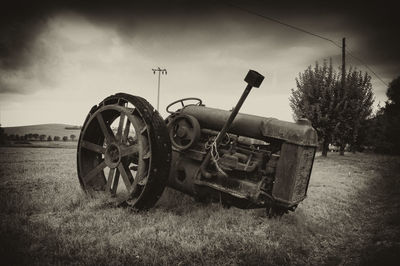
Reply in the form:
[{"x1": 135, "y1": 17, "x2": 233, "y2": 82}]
[{"x1": 0, "y1": 147, "x2": 399, "y2": 265}]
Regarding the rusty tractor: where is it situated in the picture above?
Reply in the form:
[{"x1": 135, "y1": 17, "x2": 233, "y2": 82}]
[{"x1": 77, "y1": 70, "x2": 317, "y2": 217}]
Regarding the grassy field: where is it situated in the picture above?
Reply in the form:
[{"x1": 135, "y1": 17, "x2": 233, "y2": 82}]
[
  {"x1": 0, "y1": 147, "x2": 399, "y2": 265},
  {"x1": 3, "y1": 140, "x2": 78, "y2": 149}
]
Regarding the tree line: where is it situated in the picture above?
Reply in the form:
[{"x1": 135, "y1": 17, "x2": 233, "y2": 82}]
[
  {"x1": 0, "y1": 132, "x2": 77, "y2": 143},
  {"x1": 290, "y1": 59, "x2": 399, "y2": 156}
]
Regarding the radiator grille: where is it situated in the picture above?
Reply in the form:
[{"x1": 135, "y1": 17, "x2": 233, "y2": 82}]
[
  {"x1": 272, "y1": 143, "x2": 315, "y2": 206},
  {"x1": 291, "y1": 147, "x2": 314, "y2": 202}
]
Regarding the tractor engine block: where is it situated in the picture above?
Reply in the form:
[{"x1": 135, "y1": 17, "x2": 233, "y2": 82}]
[{"x1": 166, "y1": 105, "x2": 317, "y2": 215}]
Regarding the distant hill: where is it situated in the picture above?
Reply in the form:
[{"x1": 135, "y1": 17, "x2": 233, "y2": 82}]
[{"x1": 3, "y1": 124, "x2": 82, "y2": 139}]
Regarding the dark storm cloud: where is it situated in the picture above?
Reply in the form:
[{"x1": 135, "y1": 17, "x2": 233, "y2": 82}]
[
  {"x1": 1, "y1": 0, "x2": 399, "y2": 94},
  {"x1": 230, "y1": 1, "x2": 400, "y2": 71},
  {"x1": 0, "y1": 1, "x2": 222, "y2": 69},
  {"x1": 333, "y1": 3, "x2": 400, "y2": 77},
  {"x1": 0, "y1": 16, "x2": 45, "y2": 69}
]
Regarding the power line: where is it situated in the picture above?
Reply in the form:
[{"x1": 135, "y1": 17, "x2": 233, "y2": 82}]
[
  {"x1": 345, "y1": 49, "x2": 388, "y2": 86},
  {"x1": 225, "y1": 2, "x2": 388, "y2": 87},
  {"x1": 225, "y1": 2, "x2": 342, "y2": 48}
]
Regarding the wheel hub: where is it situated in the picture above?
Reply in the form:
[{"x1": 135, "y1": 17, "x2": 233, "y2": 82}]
[{"x1": 105, "y1": 143, "x2": 121, "y2": 168}]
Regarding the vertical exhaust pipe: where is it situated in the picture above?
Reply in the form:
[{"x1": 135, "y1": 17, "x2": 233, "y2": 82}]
[{"x1": 200, "y1": 70, "x2": 265, "y2": 178}]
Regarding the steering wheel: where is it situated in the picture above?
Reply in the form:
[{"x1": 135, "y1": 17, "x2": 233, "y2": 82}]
[{"x1": 166, "y1": 97, "x2": 203, "y2": 114}]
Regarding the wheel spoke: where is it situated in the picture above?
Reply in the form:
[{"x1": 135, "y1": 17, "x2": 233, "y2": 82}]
[
  {"x1": 140, "y1": 126, "x2": 147, "y2": 135},
  {"x1": 96, "y1": 113, "x2": 116, "y2": 144},
  {"x1": 83, "y1": 161, "x2": 107, "y2": 183},
  {"x1": 81, "y1": 140, "x2": 106, "y2": 154},
  {"x1": 111, "y1": 169, "x2": 120, "y2": 195},
  {"x1": 137, "y1": 174, "x2": 148, "y2": 186},
  {"x1": 118, "y1": 163, "x2": 133, "y2": 192},
  {"x1": 122, "y1": 118, "x2": 131, "y2": 144},
  {"x1": 141, "y1": 147, "x2": 151, "y2": 159},
  {"x1": 105, "y1": 168, "x2": 116, "y2": 192},
  {"x1": 120, "y1": 144, "x2": 139, "y2": 157},
  {"x1": 116, "y1": 112, "x2": 126, "y2": 142}
]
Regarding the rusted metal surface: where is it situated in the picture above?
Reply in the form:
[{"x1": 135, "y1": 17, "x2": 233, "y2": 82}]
[
  {"x1": 181, "y1": 106, "x2": 318, "y2": 146},
  {"x1": 272, "y1": 143, "x2": 316, "y2": 206}
]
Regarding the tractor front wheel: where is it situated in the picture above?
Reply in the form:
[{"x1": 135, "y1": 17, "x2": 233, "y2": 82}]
[{"x1": 77, "y1": 93, "x2": 171, "y2": 210}]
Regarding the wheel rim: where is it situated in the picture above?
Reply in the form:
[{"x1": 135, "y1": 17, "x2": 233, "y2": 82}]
[{"x1": 77, "y1": 102, "x2": 151, "y2": 204}]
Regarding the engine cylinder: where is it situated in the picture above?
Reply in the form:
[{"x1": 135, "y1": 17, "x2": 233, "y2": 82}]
[{"x1": 181, "y1": 105, "x2": 317, "y2": 147}]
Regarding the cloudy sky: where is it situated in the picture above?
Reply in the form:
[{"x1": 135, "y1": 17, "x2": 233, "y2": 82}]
[{"x1": 1, "y1": 1, "x2": 399, "y2": 126}]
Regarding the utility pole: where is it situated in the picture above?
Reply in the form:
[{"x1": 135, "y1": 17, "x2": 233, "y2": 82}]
[
  {"x1": 342, "y1": 37, "x2": 346, "y2": 87},
  {"x1": 152, "y1": 67, "x2": 167, "y2": 110}
]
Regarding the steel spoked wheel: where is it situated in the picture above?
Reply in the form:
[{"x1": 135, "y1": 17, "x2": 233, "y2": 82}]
[{"x1": 77, "y1": 93, "x2": 171, "y2": 210}]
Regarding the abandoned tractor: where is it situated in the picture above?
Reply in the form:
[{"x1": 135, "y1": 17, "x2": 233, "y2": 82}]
[{"x1": 77, "y1": 70, "x2": 317, "y2": 217}]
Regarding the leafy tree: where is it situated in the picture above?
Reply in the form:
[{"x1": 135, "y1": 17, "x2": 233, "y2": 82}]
[
  {"x1": 363, "y1": 108, "x2": 390, "y2": 153},
  {"x1": 387, "y1": 76, "x2": 400, "y2": 105},
  {"x1": 382, "y1": 76, "x2": 400, "y2": 153},
  {"x1": 333, "y1": 69, "x2": 374, "y2": 154},
  {"x1": 290, "y1": 59, "x2": 338, "y2": 156},
  {"x1": 39, "y1": 134, "x2": 46, "y2": 141},
  {"x1": 54, "y1": 136, "x2": 60, "y2": 141},
  {"x1": 290, "y1": 60, "x2": 374, "y2": 156},
  {"x1": 47, "y1": 136, "x2": 52, "y2": 141},
  {"x1": 32, "y1": 133, "x2": 39, "y2": 140},
  {"x1": 70, "y1": 134, "x2": 76, "y2": 141},
  {"x1": 62, "y1": 136, "x2": 68, "y2": 141},
  {"x1": 363, "y1": 76, "x2": 400, "y2": 154}
]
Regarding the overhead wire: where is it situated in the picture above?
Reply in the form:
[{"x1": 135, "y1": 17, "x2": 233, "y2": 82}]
[
  {"x1": 225, "y1": 1, "x2": 388, "y2": 87},
  {"x1": 344, "y1": 48, "x2": 388, "y2": 86}
]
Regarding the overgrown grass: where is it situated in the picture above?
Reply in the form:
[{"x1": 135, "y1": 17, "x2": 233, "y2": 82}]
[{"x1": 0, "y1": 148, "x2": 399, "y2": 265}]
